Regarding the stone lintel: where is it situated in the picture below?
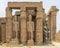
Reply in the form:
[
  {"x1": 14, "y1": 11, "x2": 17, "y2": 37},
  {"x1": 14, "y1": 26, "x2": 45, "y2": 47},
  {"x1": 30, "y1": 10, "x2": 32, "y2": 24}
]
[{"x1": 8, "y1": 2, "x2": 43, "y2": 9}]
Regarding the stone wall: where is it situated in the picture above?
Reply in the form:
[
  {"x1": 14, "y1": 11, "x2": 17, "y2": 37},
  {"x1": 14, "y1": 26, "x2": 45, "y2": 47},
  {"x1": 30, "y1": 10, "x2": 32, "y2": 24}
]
[{"x1": 0, "y1": 18, "x2": 6, "y2": 43}]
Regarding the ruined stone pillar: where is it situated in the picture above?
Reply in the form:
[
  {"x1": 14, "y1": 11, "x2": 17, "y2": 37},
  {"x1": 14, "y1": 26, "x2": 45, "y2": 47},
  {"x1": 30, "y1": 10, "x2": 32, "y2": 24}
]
[
  {"x1": 36, "y1": 7, "x2": 43, "y2": 45},
  {"x1": 6, "y1": 7, "x2": 12, "y2": 43},
  {"x1": 49, "y1": 6, "x2": 59, "y2": 41},
  {"x1": 20, "y1": 7, "x2": 27, "y2": 45}
]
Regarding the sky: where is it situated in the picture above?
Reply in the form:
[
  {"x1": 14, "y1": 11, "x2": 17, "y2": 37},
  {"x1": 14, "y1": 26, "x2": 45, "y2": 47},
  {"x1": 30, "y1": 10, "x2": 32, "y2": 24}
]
[{"x1": 0, "y1": 0, "x2": 60, "y2": 32}]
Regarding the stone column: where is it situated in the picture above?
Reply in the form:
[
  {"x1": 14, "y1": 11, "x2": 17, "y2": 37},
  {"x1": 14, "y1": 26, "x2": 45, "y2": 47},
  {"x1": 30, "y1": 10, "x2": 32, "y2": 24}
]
[
  {"x1": 1, "y1": 23, "x2": 6, "y2": 43},
  {"x1": 49, "y1": 6, "x2": 59, "y2": 41},
  {"x1": 36, "y1": 7, "x2": 44, "y2": 45},
  {"x1": 20, "y1": 7, "x2": 27, "y2": 45},
  {"x1": 6, "y1": 7, "x2": 12, "y2": 43},
  {"x1": 0, "y1": 20, "x2": 2, "y2": 42}
]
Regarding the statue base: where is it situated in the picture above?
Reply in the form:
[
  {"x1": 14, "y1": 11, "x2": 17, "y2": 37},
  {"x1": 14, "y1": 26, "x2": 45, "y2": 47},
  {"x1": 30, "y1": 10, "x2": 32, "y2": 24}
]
[
  {"x1": 27, "y1": 39, "x2": 34, "y2": 46},
  {"x1": 10, "y1": 38, "x2": 19, "y2": 45}
]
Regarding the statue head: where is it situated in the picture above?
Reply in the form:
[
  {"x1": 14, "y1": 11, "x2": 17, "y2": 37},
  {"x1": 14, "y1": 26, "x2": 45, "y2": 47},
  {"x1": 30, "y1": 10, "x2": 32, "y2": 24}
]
[{"x1": 28, "y1": 15, "x2": 32, "y2": 21}]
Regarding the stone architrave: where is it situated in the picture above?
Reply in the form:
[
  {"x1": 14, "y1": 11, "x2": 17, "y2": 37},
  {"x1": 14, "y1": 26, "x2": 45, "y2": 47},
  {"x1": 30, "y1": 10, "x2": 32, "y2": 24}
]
[{"x1": 27, "y1": 15, "x2": 34, "y2": 45}]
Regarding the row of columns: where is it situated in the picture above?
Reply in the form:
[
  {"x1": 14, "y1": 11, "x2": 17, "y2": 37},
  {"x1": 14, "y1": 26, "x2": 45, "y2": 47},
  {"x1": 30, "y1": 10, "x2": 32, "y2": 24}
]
[{"x1": 6, "y1": 7, "x2": 44, "y2": 45}]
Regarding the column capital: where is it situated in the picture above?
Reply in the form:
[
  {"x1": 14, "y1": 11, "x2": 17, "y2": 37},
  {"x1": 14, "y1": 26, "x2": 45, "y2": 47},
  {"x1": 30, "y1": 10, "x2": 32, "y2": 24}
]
[
  {"x1": 6, "y1": 7, "x2": 12, "y2": 12},
  {"x1": 37, "y1": 7, "x2": 44, "y2": 12},
  {"x1": 50, "y1": 6, "x2": 59, "y2": 12},
  {"x1": 20, "y1": 7, "x2": 26, "y2": 19},
  {"x1": 20, "y1": 16, "x2": 26, "y2": 19},
  {"x1": 48, "y1": 6, "x2": 59, "y2": 16},
  {"x1": 36, "y1": 11, "x2": 44, "y2": 19},
  {"x1": 6, "y1": 7, "x2": 12, "y2": 17},
  {"x1": 20, "y1": 7, "x2": 26, "y2": 12}
]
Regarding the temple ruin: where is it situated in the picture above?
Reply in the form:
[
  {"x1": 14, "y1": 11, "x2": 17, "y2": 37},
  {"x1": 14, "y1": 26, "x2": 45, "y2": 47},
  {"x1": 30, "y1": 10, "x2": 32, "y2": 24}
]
[{"x1": 0, "y1": 2, "x2": 59, "y2": 46}]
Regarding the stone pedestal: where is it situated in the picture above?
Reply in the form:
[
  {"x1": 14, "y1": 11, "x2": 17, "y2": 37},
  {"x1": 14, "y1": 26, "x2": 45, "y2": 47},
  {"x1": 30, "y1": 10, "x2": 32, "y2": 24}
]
[
  {"x1": 27, "y1": 39, "x2": 34, "y2": 46},
  {"x1": 10, "y1": 38, "x2": 19, "y2": 45}
]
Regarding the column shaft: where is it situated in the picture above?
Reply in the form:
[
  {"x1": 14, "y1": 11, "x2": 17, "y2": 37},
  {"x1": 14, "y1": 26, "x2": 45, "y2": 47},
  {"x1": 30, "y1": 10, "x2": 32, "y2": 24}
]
[
  {"x1": 20, "y1": 7, "x2": 27, "y2": 44},
  {"x1": 36, "y1": 10, "x2": 43, "y2": 45},
  {"x1": 6, "y1": 7, "x2": 12, "y2": 43}
]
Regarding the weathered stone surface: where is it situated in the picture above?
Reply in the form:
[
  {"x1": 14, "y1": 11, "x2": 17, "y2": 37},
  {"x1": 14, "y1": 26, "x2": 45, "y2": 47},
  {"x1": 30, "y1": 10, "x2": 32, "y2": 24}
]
[
  {"x1": 0, "y1": 18, "x2": 6, "y2": 43},
  {"x1": 0, "y1": 2, "x2": 59, "y2": 46},
  {"x1": 55, "y1": 31, "x2": 60, "y2": 42},
  {"x1": 10, "y1": 39, "x2": 19, "y2": 45},
  {"x1": 47, "y1": 6, "x2": 59, "y2": 41},
  {"x1": 6, "y1": 7, "x2": 12, "y2": 43},
  {"x1": 27, "y1": 39, "x2": 34, "y2": 46}
]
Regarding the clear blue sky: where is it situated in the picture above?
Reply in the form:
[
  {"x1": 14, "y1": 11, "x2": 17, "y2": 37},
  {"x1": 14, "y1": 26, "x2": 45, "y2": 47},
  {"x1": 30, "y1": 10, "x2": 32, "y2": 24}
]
[{"x1": 0, "y1": 0, "x2": 60, "y2": 32}]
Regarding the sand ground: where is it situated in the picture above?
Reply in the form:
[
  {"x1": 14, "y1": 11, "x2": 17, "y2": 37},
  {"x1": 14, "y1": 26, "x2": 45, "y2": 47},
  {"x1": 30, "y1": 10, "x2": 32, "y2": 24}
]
[{"x1": 0, "y1": 42, "x2": 60, "y2": 48}]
